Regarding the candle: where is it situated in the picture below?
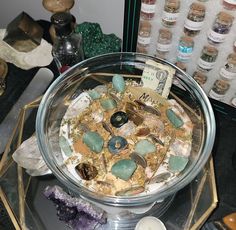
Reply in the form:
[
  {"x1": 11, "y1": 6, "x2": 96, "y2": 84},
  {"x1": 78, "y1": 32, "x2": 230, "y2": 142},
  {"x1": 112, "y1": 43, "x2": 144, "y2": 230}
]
[{"x1": 135, "y1": 216, "x2": 166, "y2": 230}]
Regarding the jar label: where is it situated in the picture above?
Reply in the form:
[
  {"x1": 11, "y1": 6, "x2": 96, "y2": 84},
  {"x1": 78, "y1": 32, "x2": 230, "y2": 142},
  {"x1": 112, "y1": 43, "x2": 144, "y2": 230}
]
[
  {"x1": 198, "y1": 58, "x2": 216, "y2": 70},
  {"x1": 138, "y1": 36, "x2": 151, "y2": 45},
  {"x1": 162, "y1": 11, "x2": 180, "y2": 22},
  {"x1": 141, "y1": 3, "x2": 156, "y2": 13},
  {"x1": 220, "y1": 67, "x2": 236, "y2": 80},
  {"x1": 184, "y1": 19, "x2": 204, "y2": 31},
  {"x1": 156, "y1": 42, "x2": 172, "y2": 52},
  {"x1": 224, "y1": 0, "x2": 236, "y2": 5},
  {"x1": 209, "y1": 90, "x2": 226, "y2": 100},
  {"x1": 177, "y1": 46, "x2": 193, "y2": 62},
  {"x1": 208, "y1": 29, "x2": 227, "y2": 43}
]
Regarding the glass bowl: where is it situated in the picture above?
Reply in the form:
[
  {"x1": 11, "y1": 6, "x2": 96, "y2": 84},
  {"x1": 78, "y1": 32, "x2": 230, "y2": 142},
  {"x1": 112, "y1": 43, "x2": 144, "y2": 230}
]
[{"x1": 36, "y1": 52, "x2": 215, "y2": 209}]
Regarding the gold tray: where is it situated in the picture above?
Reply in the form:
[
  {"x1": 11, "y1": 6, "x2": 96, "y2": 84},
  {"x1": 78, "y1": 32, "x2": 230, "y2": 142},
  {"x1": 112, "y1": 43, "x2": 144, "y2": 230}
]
[{"x1": 0, "y1": 97, "x2": 218, "y2": 230}]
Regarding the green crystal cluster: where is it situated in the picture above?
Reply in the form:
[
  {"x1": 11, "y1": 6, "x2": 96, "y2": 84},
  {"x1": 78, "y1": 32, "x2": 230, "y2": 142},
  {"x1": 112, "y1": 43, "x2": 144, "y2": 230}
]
[{"x1": 75, "y1": 22, "x2": 121, "y2": 59}]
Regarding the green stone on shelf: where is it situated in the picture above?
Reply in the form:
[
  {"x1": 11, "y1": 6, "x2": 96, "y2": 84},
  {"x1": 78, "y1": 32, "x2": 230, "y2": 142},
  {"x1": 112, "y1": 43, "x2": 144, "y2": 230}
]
[
  {"x1": 168, "y1": 155, "x2": 189, "y2": 173},
  {"x1": 59, "y1": 136, "x2": 73, "y2": 156},
  {"x1": 166, "y1": 109, "x2": 184, "y2": 128},
  {"x1": 82, "y1": 131, "x2": 104, "y2": 153},
  {"x1": 111, "y1": 159, "x2": 137, "y2": 181},
  {"x1": 112, "y1": 74, "x2": 126, "y2": 93},
  {"x1": 100, "y1": 98, "x2": 117, "y2": 111},
  {"x1": 134, "y1": 139, "x2": 156, "y2": 156},
  {"x1": 75, "y1": 22, "x2": 121, "y2": 59}
]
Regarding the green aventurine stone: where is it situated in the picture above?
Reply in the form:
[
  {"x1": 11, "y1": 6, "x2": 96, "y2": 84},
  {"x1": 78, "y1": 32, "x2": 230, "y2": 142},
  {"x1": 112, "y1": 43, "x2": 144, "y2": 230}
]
[
  {"x1": 169, "y1": 155, "x2": 189, "y2": 173},
  {"x1": 134, "y1": 139, "x2": 156, "y2": 156},
  {"x1": 112, "y1": 74, "x2": 126, "y2": 93},
  {"x1": 82, "y1": 131, "x2": 104, "y2": 153},
  {"x1": 166, "y1": 109, "x2": 184, "y2": 128},
  {"x1": 111, "y1": 159, "x2": 137, "y2": 181},
  {"x1": 88, "y1": 89, "x2": 101, "y2": 100},
  {"x1": 59, "y1": 136, "x2": 73, "y2": 156},
  {"x1": 100, "y1": 98, "x2": 117, "y2": 111}
]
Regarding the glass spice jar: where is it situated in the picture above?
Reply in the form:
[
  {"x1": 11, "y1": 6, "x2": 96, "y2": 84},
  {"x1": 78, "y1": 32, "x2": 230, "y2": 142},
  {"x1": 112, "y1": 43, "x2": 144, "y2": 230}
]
[
  {"x1": 156, "y1": 28, "x2": 172, "y2": 58},
  {"x1": 137, "y1": 20, "x2": 152, "y2": 47},
  {"x1": 222, "y1": 0, "x2": 236, "y2": 11},
  {"x1": 162, "y1": 0, "x2": 180, "y2": 27},
  {"x1": 136, "y1": 44, "x2": 148, "y2": 54},
  {"x1": 184, "y1": 2, "x2": 206, "y2": 37},
  {"x1": 177, "y1": 36, "x2": 194, "y2": 62},
  {"x1": 209, "y1": 78, "x2": 231, "y2": 100},
  {"x1": 208, "y1": 11, "x2": 234, "y2": 45},
  {"x1": 192, "y1": 70, "x2": 207, "y2": 86},
  {"x1": 219, "y1": 53, "x2": 236, "y2": 80},
  {"x1": 197, "y1": 46, "x2": 218, "y2": 72},
  {"x1": 140, "y1": 0, "x2": 157, "y2": 20}
]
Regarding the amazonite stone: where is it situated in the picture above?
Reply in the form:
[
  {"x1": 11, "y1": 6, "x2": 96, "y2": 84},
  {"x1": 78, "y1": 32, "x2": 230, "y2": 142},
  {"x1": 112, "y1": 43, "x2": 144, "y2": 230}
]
[
  {"x1": 111, "y1": 159, "x2": 137, "y2": 181},
  {"x1": 100, "y1": 98, "x2": 117, "y2": 111},
  {"x1": 112, "y1": 74, "x2": 126, "y2": 93},
  {"x1": 134, "y1": 139, "x2": 156, "y2": 156},
  {"x1": 82, "y1": 131, "x2": 104, "y2": 153},
  {"x1": 88, "y1": 89, "x2": 101, "y2": 100},
  {"x1": 166, "y1": 109, "x2": 184, "y2": 128},
  {"x1": 59, "y1": 136, "x2": 72, "y2": 156},
  {"x1": 169, "y1": 155, "x2": 189, "y2": 173}
]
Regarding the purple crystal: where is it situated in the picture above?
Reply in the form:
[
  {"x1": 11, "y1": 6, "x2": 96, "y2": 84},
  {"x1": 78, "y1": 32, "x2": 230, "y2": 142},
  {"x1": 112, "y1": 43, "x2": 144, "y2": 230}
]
[{"x1": 43, "y1": 185, "x2": 107, "y2": 228}]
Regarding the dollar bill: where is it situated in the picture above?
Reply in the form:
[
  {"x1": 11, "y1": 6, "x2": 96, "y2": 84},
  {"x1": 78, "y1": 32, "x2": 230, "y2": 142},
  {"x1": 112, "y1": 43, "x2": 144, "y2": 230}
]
[{"x1": 141, "y1": 59, "x2": 175, "y2": 98}]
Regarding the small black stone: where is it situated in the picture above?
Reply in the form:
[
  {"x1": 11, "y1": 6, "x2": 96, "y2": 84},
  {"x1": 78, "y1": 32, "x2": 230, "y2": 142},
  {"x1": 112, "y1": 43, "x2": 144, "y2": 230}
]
[{"x1": 110, "y1": 111, "x2": 128, "y2": 128}]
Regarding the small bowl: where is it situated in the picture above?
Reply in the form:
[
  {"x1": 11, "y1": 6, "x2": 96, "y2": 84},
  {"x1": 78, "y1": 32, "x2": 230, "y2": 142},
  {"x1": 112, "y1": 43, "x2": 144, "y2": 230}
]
[
  {"x1": 36, "y1": 52, "x2": 215, "y2": 209},
  {"x1": 135, "y1": 216, "x2": 166, "y2": 230}
]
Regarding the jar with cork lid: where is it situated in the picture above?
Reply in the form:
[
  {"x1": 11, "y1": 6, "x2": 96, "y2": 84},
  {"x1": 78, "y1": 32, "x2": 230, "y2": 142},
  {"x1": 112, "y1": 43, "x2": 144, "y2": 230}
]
[
  {"x1": 222, "y1": 0, "x2": 236, "y2": 11},
  {"x1": 156, "y1": 28, "x2": 172, "y2": 58},
  {"x1": 208, "y1": 11, "x2": 234, "y2": 45},
  {"x1": 177, "y1": 36, "x2": 194, "y2": 63},
  {"x1": 162, "y1": 0, "x2": 180, "y2": 27},
  {"x1": 140, "y1": 0, "x2": 157, "y2": 20},
  {"x1": 209, "y1": 77, "x2": 231, "y2": 101},
  {"x1": 137, "y1": 20, "x2": 152, "y2": 47},
  {"x1": 197, "y1": 45, "x2": 218, "y2": 72},
  {"x1": 219, "y1": 53, "x2": 236, "y2": 80},
  {"x1": 184, "y1": 2, "x2": 206, "y2": 37}
]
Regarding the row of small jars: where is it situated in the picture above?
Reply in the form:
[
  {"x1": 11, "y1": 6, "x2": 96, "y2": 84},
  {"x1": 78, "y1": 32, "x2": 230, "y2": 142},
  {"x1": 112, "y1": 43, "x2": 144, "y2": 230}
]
[
  {"x1": 140, "y1": 0, "x2": 236, "y2": 23},
  {"x1": 192, "y1": 53, "x2": 236, "y2": 101}
]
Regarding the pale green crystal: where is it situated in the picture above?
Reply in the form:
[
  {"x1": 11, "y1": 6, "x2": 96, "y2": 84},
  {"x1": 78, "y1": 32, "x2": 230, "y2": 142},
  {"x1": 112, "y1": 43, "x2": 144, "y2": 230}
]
[
  {"x1": 59, "y1": 136, "x2": 72, "y2": 156},
  {"x1": 169, "y1": 155, "x2": 189, "y2": 173},
  {"x1": 111, "y1": 159, "x2": 137, "y2": 181},
  {"x1": 112, "y1": 74, "x2": 126, "y2": 93},
  {"x1": 82, "y1": 131, "x2": 104, "y2": 153},
  {"x1": 166, "y1": 109, "x2": 184, "y2": 128},
  {"x1": 100, "y1": 98, "x2": 117, "y2": 111},
  {"x1": 88, "y1": 89, "x2": 101, "y2": 100},
  {"x1": 134, "y1": 139, "x2": 156, "y2": 156}
]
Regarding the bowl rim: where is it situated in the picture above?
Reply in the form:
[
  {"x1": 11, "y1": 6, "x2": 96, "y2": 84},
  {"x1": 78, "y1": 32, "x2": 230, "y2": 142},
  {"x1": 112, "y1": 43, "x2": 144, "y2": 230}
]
[{"x1": 36, "y1": 52, "x2": 216, "y2": 207}]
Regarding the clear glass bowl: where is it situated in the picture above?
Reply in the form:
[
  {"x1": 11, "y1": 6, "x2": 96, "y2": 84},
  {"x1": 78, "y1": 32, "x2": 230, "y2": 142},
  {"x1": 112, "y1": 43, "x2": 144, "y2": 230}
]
[{"x1": 36, "y1": 52, "x2": 215, "y2": 208}]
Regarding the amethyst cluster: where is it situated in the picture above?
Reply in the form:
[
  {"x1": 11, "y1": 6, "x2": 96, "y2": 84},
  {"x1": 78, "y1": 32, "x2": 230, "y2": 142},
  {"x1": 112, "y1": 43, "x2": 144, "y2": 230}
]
[{"x1": 43, "y1": 185, "x2": 107, "y2": 230}]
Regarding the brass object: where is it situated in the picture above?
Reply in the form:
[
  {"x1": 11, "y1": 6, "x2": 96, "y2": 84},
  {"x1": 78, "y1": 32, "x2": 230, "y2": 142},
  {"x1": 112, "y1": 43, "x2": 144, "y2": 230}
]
[
  {"x1": 42, "y1": 0, "x2": 75, "y2": 13},
  {"x1": 0, "y1": 58, "x2": 8, "y2": 96}
]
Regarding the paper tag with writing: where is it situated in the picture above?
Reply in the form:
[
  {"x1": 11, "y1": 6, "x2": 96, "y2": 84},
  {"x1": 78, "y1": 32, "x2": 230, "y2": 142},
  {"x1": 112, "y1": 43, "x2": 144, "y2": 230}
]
[{"x1": 141, "y1": 59, "x2": 175, "y2": 98}]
